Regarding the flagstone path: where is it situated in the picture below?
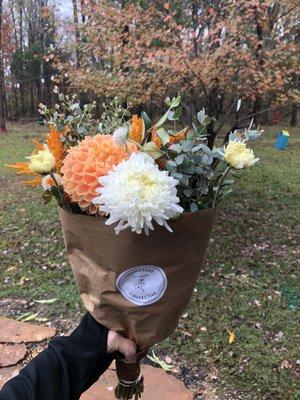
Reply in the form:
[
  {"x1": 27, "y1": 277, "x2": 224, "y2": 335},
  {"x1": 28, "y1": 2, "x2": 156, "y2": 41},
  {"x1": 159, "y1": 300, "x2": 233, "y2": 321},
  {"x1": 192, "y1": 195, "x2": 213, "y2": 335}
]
[{"x1": 0, "y1": 317, "x2": 194, "y2": 399}]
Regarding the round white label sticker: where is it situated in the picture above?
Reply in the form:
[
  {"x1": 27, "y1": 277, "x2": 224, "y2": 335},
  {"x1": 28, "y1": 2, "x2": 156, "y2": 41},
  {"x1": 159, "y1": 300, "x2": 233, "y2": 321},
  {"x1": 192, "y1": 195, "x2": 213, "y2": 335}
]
[{"x1": 116, "y1": 265, "x2": 168, "y2": 306}]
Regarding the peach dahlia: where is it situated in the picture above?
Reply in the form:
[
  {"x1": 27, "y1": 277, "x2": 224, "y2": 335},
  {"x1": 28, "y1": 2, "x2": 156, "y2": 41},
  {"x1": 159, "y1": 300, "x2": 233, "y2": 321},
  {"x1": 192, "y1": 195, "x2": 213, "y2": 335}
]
[{"x1": 61, "y1": 134, "x2": 136, "y2": 214}]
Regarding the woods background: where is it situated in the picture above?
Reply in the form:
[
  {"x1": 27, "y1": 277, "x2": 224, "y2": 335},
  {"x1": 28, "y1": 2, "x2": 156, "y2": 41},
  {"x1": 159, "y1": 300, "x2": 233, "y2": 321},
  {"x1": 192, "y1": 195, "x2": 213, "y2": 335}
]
[{"x1": 0, "y1": 0, "x2": 299, "y2": 143}]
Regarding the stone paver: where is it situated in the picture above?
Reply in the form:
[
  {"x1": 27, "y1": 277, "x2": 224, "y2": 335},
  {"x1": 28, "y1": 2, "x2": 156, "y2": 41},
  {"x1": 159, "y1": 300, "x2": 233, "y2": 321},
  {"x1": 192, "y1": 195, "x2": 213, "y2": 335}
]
[
  {"x1": 0, "y1": 344, "x2": 27, "y2": 367},
  {"x1": 81, "y1": 365, "x2": 193, "y2": 400},
  {"x1": 0, "y1": 367, "x2": 21, "y2": 388},
  {"x1": 0, "y1": 318, "x2": 193, "y2": 399},
  {"x1": 0, "y1": 318, "x2": 56, "y2": 343}
]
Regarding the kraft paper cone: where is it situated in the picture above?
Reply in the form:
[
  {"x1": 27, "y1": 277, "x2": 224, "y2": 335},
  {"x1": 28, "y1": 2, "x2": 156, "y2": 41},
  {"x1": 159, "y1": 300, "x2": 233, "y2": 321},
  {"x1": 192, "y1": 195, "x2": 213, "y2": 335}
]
[{"x1": 59, "y1": 207, "x2": 215, "y2": 351}]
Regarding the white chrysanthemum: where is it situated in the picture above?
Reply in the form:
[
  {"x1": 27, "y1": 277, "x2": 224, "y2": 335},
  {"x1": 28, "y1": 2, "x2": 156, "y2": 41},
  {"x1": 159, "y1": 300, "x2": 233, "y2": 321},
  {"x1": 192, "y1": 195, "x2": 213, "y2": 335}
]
[{"x1": 93, "y1": 152, "x2": 183, "y2": 235}]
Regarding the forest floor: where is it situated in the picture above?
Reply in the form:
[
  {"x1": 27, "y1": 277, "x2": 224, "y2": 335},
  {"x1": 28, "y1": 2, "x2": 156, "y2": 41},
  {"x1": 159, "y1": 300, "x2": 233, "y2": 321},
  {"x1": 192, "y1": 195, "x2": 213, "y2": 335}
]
[{"x1": 0, "y1": 122, "x2": 299, "y2": 400}]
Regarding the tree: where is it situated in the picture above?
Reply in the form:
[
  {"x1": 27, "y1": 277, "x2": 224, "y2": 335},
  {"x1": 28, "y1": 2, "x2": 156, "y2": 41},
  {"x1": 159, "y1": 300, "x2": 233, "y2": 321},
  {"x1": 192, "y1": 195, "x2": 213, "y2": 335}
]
[
  {"x1": 0, "y1": 0, "x2": 7, "y2": 132},
  {"x1": 4, "y1": 0, "x2": 57, "y2": 118},
  {"x1": 56, "y1": 0, "x2": 299, "y2": 145}
]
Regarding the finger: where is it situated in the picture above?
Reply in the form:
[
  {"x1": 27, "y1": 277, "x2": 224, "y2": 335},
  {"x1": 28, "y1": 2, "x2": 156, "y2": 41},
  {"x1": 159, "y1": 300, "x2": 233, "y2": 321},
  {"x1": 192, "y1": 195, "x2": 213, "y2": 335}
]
[{"x1": 117, "y1": 336, "x2": 137, "y2": 364}]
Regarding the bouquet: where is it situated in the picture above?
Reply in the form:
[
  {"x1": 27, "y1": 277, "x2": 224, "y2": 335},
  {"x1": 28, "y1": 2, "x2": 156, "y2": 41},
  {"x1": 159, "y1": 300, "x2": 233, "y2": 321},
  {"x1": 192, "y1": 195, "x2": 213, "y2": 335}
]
[{"x1": 7, "y1": 90, "x2": 260, "y2": 399}]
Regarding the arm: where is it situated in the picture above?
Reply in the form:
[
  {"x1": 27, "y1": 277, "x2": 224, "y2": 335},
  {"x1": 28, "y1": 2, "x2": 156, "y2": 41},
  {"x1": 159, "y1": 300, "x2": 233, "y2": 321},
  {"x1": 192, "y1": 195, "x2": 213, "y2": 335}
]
[{"x1": 0, "y1": 313, "x2": 136, "y2": 400}]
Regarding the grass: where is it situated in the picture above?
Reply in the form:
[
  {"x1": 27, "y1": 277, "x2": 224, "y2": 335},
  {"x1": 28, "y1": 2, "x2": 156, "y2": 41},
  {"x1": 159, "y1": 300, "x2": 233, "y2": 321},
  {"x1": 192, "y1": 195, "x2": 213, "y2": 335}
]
[{"x1": 0, "y1": 122, "x2": 299, "y2": 399}]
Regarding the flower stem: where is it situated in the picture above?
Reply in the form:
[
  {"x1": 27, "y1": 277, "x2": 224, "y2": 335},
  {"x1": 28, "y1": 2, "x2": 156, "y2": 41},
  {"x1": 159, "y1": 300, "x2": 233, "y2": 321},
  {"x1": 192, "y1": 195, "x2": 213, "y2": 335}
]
[
  {"x1": 212, "y1": 166, "x2": 231, "y2": 208},
  {"x1": 50, "y1": 172, "x2": 66, "y2": 208}
]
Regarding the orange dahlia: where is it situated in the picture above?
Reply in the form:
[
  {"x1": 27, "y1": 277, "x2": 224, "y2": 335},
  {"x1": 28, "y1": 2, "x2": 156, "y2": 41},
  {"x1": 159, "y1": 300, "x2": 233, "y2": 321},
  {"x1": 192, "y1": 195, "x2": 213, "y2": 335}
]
[
  {"x1": 61, "y1": 134, "x2": 136, "y2": 214},
  {"x1": 129, "y1": 115, "x2": 143, "y2": 144}
]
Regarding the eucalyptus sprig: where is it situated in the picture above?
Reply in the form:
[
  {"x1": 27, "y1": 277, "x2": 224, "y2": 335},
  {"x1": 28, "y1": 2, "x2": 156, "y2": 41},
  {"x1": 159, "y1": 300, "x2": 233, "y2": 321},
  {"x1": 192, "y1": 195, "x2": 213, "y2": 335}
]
[
  {"x1": 99, "y1": 97, "x2": 131, "y2": 134},
  {"x1": 39, "y1": 86, "x2": 97, "y2": 145}
]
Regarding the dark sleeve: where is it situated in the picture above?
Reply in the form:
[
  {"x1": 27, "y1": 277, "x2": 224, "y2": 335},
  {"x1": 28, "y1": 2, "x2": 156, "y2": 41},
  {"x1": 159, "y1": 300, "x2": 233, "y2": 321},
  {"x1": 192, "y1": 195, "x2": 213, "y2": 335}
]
[{"x1": 0, "y1": 313, "x2": 114, "y2": 400}]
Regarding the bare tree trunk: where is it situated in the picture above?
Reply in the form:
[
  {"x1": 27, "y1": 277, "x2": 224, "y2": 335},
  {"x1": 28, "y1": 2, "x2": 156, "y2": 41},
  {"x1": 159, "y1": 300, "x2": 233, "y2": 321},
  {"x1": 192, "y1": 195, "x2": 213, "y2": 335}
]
[
  {"x1": 80, "y1": 0, "x2": 86, "y2": 23},
  {"x1": 290, "y1": 104, "x2": 298, "y2": 127},
  {"x1": 0, "y1": 0, "x2": 7, "y2": 132},
  {"x1": 13, "y1": 84, "x2": 19, "y2": 120},
  {"x1": 19, "y1": 0, "x2": 25, "y2": 117},
  {"x1": 30, "y1": 84, "x2": 35, "y2": 117},
  {"x1": 72, "y1": 0, "x2": 81, "y2": 69}
]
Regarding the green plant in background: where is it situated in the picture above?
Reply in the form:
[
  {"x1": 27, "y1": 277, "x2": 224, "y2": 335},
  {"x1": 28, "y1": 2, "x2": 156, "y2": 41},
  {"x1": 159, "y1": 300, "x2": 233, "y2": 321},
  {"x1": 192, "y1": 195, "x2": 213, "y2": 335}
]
[
  {"x1": 99, "y1": 97, "x2": 132, "y2": 134},
  {"x1": 38, "y1": 87, "x2": 97, "y2": 145}
]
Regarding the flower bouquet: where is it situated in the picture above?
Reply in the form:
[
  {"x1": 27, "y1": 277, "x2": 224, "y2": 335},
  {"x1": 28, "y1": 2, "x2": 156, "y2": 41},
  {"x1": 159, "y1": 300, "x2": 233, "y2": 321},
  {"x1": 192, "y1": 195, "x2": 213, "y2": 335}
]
[{"x1": 7, "y1": 91, "x2": 260, "y2": 399}]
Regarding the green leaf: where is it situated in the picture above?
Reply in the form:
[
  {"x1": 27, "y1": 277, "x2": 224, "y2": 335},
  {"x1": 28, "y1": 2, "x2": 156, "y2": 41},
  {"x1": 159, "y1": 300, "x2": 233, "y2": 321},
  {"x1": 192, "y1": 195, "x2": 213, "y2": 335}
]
[
  {"x1": 175, "y1": 154, "x2": 185, "y2": 165},
  {"x1": 190, "y1": 202, "x2": 198, "y2": 212},
  {"x1": 156, "y1": 127, "x2": 170, "y2": 145},
  {"x1": 202, "y1": 154, "x2": 213, "y2": 165},
  {"x1": 168, "y1": 143, "x2": 182, "y2": 153},
  {"x1": 166, "y1": 161, "x2": 177, "y2": 173},
  {"x1": 154, "y1": 111, "x2": 170, "y2": 129},
  {"x1": 183, "y1": 189, "x2": 193, "y2": 197},
  {"x1": 170, "y1": 95, "x2": 181, "y2": 108},
  {"x1": 172, "y1": 172, "x2": 184, "y2": 180},
  {"x1": 167, "y1": 160, "x2": 177, "y2": 168},
  {"x1": 181, "y1": 140, "x2": 194, "y2": 152},
  {"x1": 219, "y1": 189, "x2": 233, "y2": 199},
  {"x1": 69, "y1": 103, "x2": 80, "y2": 111},
  {"x1": 167, "y1": 107, "x2": 182, "y2": 121},
  {"x1": 141, "y1": 111, "x2": 152, "y2": 131},
  {"x1": 143, "y1": 142, "x2": 164, "y2": 160},
  {"x1": 195, "y1": 166, "x2": 204, "y2": 174},
  {"x1": 77, "y1": 125, "x2": 86, "y2": 135},
  {"x1": 164, "y1": 97, "x2": 172, "y2": 107},
  {"x1": 197, "y1": 110, "x2": 212, "y2": 127},
  {"x1": 223, "y1": 179, "x2": 235, "y2": 186},
  {"x1": 201, "y1": 144, "x2": 212, "y2": 155},
  {"x1": 246, "y1": 129, "x2": 261, "y2": 140},
  {"x1": 182, "y1": 165, "x2": 195, "y2": 175}
]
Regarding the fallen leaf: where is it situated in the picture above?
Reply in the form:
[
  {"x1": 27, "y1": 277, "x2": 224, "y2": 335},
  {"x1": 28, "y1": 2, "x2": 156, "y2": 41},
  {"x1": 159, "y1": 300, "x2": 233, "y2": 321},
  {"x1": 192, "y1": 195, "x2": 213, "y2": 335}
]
[
  {"x1": 227, "y1": 329, "x2": 236, "y2": 344},
  {"x1": 274, "y1": 331, "x2": 284, "y2": 341},
  {"x1": 280, "y1": 359, "x2": 292, "y2": 369},
  {"x1": 147, "y1": 351, "x2": 174, "y2": 372},
  {"x1": 19, "y1": 313, "x2": 39, "y2": 322},
  {"x1": 16, "y1": 312, "x2": 32, "y2": 321},
  {"x1": 254, "y1": 299, "x2": 262, "y2": 307},
  {"x1": 34, "y1": 298, "x2": 58, "y2": 305}
]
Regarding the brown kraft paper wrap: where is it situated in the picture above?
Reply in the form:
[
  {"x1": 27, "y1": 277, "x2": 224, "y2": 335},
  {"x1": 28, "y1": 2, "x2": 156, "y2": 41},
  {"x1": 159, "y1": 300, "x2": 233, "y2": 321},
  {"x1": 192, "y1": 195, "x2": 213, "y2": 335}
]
[{"x1": 59, "y1": 206, "x2": 215, "y2": 351}]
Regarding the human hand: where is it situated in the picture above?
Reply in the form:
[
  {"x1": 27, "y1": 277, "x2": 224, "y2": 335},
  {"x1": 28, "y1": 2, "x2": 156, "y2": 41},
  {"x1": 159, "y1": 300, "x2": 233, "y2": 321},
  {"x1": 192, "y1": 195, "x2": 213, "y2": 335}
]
[{"x1": 107, "y1": 331, "x2": 137, "y2": 364}]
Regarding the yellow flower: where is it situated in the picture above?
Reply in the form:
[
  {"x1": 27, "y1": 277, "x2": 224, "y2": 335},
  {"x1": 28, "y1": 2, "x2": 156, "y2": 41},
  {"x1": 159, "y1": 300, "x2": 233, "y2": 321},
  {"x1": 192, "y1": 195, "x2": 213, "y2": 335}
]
[
  {"x1": 224, "y1": 141, "x2": 259, "y2": 169},
  {"x1": 29, "y1": 149, "x2": 56, "y2": 174}
]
